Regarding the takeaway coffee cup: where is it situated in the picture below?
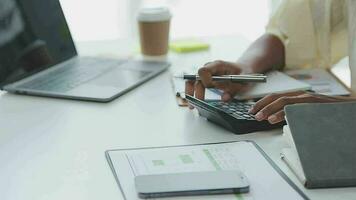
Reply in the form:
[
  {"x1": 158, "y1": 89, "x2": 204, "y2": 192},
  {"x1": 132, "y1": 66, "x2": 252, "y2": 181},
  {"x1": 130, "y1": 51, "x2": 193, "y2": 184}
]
[{"x1": 137, "y1": 7, "x2": 171, "y2": 57}]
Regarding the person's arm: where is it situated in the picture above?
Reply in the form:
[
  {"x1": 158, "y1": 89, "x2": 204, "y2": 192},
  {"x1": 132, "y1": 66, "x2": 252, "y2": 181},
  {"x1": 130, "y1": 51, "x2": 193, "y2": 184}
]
[
  {"x1": 185, "y1": 33, "x2": 285, "y2": 102},
  {"x1": 237, "y1": 33, "x2": 285, "y2": 74}
]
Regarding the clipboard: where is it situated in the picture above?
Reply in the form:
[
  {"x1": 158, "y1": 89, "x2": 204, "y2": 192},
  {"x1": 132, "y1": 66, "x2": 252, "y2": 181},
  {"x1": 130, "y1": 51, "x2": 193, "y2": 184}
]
[{"x1": 106, "y1": 140, "x2": 309, "y2": 200}]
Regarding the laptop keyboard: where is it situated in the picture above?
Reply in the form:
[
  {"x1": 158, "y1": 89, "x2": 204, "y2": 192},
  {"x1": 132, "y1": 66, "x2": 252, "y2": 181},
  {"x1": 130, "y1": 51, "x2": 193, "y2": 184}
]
[
  {"x1": 20, "y1": 58, "x2": 118, "y2": 92},
  {"x1": 208, "y1": 101, "x2": 256, "y2": 120}
]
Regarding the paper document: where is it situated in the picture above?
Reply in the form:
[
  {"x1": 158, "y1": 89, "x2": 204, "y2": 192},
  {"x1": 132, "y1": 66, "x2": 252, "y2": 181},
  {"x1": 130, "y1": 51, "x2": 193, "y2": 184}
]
[
  {"x1": 286, "y1": 68, "x2": 350, "y2": 96},
  {"x1": 281, "y1": 125, "x2": 306, "y2": 184},
  {"x1": 127, "y1": 145, "x2": 241, "y2": 176},
  {"x1": 106, "y1": 141, "x2": 308, "y2": 200},
  {"x1": 281, "y1": 148, "x2": 306, "y2": 184},
  {"x1": 233, "y1": 71, "x2": 311, "y2": 100},
  {"x1": 171, "y1": 76, "x2": 220, "y2": 99}
]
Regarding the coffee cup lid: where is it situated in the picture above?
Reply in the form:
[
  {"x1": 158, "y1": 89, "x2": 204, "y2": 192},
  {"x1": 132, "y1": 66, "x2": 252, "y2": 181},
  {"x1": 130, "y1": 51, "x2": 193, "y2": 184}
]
[{"x1": 137, "y1": 7, "x2": 171, "y2": 22}]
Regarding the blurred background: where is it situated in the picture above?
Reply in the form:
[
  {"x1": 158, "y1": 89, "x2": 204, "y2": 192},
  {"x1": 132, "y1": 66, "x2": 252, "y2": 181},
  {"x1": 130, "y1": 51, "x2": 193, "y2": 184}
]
[{"x1": 59, "y1": 0, "x2": 281, "y2": 42}]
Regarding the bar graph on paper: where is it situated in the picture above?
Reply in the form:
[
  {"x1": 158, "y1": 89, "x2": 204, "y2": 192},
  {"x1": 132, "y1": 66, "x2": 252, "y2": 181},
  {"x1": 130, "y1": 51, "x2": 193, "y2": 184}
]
[{"x1": 126, "y1": 146, "x2": 255, "y2": 200}]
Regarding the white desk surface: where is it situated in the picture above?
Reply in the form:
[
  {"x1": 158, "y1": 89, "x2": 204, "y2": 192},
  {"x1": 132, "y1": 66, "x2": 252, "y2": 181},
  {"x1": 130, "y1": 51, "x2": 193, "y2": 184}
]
[{"x1": 0, "y1": 35, "x2": 355, "y2": 200}]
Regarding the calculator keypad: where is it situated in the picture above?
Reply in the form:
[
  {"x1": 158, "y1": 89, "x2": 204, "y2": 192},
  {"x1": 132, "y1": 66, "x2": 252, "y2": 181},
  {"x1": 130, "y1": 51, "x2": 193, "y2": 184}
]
[{"x1": 209, "y1": 101, "x2": 256, "y2": 120}]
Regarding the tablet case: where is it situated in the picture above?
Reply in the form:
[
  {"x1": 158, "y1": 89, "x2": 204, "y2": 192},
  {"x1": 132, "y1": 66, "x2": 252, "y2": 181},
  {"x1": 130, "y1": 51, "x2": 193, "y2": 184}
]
[{"x1": 285, "y1": 102, "x2": 356, "y2": 188}]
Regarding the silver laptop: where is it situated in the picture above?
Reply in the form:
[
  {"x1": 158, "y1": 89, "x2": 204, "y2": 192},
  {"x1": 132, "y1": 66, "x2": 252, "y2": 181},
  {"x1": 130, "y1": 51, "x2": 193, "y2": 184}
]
[{"x1": 0, "y1": 0, "x2": 169, "y2": 102}]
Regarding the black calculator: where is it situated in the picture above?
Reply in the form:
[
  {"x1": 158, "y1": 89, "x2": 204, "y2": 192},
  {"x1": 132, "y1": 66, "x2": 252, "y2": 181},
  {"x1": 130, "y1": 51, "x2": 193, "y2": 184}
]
[{"x1": 185, "y1": 94, "x2": 285, "y2": 134}]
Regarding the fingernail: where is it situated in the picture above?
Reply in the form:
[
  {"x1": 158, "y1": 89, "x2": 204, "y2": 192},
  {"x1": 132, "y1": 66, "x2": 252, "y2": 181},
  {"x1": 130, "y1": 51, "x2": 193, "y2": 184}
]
[
  {"x1": 268, "y1": 115, "x2": 277, "y2": 123},
  {"x1": 222, "y1": 93, "x2": 231, "y2": 102},
  {"x1": 255, "y1": 112, "x2": 264, "y2": 121}
]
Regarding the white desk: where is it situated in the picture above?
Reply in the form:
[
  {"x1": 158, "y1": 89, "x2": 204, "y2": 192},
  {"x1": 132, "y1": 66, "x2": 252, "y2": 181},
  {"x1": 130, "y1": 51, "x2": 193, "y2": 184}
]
[{"x1": 0, "y1": 36, "x2": 355, "y2": 200}]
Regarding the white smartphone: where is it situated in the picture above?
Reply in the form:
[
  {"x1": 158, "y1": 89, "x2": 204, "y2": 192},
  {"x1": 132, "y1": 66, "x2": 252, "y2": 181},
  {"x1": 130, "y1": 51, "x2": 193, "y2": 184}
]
[{"x1": 134, "y1": 170, "x2": 249, "y2": 198}]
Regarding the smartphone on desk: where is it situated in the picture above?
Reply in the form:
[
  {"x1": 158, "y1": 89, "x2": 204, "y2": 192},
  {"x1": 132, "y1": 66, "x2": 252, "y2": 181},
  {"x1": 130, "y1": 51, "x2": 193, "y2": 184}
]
[{"x1": 134, "y1": 170, "x2": 249, "y2": 198}]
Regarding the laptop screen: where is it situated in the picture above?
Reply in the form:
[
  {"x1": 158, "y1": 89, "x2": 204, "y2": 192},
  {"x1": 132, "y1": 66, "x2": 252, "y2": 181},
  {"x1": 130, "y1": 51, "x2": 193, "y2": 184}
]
[{"x1": 0, "y1": 0, "x2": 76, "y2": 87}]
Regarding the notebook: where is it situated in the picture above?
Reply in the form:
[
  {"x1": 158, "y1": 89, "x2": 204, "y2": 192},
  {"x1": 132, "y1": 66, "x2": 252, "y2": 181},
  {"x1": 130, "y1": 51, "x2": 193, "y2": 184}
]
[{"x1": 281, "y1": 102, "x2": 356, "y2": 189}]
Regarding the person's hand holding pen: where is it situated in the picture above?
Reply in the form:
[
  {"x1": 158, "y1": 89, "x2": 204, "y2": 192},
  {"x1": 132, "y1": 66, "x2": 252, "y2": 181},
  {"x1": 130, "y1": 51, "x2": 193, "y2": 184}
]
[
  {"x1": 183, "y1": 34, "x2": 287, "y2": 106},
  {"x1": 184, "y1": 60, "x2": 254, "y2": 107}
]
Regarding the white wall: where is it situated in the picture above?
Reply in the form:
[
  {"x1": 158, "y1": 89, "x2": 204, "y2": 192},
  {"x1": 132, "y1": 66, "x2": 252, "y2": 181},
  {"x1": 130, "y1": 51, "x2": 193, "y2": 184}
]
[{"x1": 59, "y1": 0, "x2": 271, "y2": 42}]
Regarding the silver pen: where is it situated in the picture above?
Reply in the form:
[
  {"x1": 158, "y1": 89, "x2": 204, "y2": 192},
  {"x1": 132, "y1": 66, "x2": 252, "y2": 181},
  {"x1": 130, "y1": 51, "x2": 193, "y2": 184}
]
[{"x1": 175, "y1": 74, "x2": 267, "y2": 83}]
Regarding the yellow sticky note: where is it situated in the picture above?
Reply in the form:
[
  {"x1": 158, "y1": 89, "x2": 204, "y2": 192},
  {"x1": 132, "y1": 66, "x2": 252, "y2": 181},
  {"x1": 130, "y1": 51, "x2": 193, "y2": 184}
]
[{"x1": 170, "y1": 40, "x2": 210, "y2": 53}]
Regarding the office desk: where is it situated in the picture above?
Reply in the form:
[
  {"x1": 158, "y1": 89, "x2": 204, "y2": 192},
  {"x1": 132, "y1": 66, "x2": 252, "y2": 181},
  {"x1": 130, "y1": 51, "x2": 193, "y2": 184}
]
[{"x1": 0, "y1": 36, "x2": 355, "y2": 200}]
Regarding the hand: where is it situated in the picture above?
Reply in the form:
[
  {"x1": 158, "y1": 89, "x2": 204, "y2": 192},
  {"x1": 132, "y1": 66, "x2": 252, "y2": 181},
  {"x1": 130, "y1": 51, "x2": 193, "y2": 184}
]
[
  {"x1": 248, "y1": 91, "x2": 350, "y2": 124},
  {"x1": 185, "y1": 60, "x2": 250, "y2": 105}
]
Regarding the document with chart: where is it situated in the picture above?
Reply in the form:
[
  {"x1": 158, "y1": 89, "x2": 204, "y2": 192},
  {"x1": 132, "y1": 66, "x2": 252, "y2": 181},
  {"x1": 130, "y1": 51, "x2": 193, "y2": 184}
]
[{"x1": 106, "y1": 141, "x2": 308, "y2": 200}]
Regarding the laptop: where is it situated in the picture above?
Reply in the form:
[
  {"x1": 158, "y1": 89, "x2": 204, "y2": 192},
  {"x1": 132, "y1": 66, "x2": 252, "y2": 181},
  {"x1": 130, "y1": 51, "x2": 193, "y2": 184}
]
[{"x1": 0, "y1": 0, "x2": 169, "y2": 102}]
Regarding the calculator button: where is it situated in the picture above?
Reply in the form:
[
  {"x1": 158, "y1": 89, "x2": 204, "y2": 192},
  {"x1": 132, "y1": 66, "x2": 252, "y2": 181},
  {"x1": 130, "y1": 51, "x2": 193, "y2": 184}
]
[
  {"x1": 232, "y1": 114, "x2": 245, "y2": 119},
  {"x1": 209, "y1": 101, "x2": 259, "y2": 121}
]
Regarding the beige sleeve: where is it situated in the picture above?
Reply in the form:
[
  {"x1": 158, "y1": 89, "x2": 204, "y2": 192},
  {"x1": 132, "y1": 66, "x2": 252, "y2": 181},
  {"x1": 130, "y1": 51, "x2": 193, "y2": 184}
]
[
  {"x1": 266, "y1": 0, "x2": 318, "y2": 69},
  {"x1": 329, "y1": 0, "x2": 348, "y2": 66}
]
